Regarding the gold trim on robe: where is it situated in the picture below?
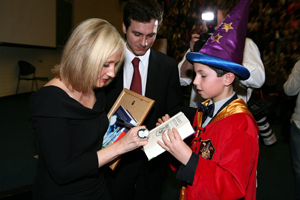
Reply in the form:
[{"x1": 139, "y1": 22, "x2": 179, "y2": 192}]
[
  {"x1": 179, "y1": 186, "x2": 186, "y2": 200},
  {"x1": 196, "y1": 98, "x2": 253, "y2": 128}
]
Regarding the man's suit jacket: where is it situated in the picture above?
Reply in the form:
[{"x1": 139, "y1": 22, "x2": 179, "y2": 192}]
[{"x1": 105, "y1": 48, "x2": 185, "y2": 130}]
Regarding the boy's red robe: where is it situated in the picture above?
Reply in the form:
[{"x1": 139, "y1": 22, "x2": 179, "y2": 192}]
[{"x1": 175, "y1": 98, "x2": 259, "y2": 200}]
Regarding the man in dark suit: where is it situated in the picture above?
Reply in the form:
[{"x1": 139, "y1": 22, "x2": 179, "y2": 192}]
[{"x1": 104, "y1": 0, "x2": 195, "y2": 200}]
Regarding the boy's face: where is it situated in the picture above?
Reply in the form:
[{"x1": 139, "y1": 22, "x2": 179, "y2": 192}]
[
  {"x1": 193, "y1": 63, "x2": 230, "y2": 102},
  {"x1": 123, "y1": 19, "x2": 158, "y2": 56}
]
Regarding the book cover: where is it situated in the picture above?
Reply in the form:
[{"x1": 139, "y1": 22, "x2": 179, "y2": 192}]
[
  {"x1": 103, "y1": 105, "x2": 138, "y2": 148},
  {"x1": 106, "y1": 88, "x2": 155, "y2": 170},
  {"x1": 143, "y1": 112, "x2": 195, "y2": 160}
]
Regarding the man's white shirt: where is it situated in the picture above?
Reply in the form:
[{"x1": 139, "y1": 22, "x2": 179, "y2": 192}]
[{"x1": 123, "y1": 46, "x2": 150, "y2": 96}]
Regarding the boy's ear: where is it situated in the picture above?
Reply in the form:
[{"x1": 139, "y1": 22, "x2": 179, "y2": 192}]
[{"x1": 224, "y1": 72, "x2": 235, "y2": 86}]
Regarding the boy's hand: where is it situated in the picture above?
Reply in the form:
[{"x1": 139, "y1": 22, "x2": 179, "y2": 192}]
[
  {"x1": 157, "y1": 128, "x2": 192, "y2": 165},
  {"x1": 156, "y1": 114, "x2": 170, "y2": 126}
]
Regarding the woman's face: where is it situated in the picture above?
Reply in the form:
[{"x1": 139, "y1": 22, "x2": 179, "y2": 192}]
[{"x1": 95, "y1": 48, "x2": 123, "y2": 88}]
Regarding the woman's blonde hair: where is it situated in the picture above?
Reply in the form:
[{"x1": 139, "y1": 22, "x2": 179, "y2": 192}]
[{"x1": 52, "y1": 18, "x2": 125, "y2": 94}]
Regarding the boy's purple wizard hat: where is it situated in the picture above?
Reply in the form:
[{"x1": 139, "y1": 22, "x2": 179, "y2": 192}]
[{"x1": 186, "y1": 0, "x2": 251, "y2": 80}]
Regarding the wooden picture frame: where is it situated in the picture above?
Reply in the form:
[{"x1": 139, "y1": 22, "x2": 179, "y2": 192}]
[{"x1": 107, "y1": 88, "x2": 155, "y2": 170}]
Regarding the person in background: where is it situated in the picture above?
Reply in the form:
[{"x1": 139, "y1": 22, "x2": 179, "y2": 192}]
[
  {"x1": 29, "y1": 18, "x2": 148, "y2": 199},
  {"x1": 157, "y1": 0, "x2": 259, "y2": 199},
  {"x1": 178, "y1": 2, "x2": 277, "y2": 146},
  {"x1": 283, "y1": 60, "x2": 300, "y2": 200},
  {"x1": 104, "y1": 0, "x2": 195, "y2": 199}
]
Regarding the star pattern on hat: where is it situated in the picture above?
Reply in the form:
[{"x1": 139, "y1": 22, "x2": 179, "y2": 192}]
[
  {"x1": 222, "y1": 22, "x2": 234, "y2": 32},
  {"x1": 211, "y1": 33, "x2": 223, "y2": 43}
]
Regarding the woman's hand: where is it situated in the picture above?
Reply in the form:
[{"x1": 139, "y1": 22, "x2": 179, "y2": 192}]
[
  {"x1": 117, "y1": 126, "x2": 148, "y2": 154},
  {"x1": 156, "y1": 114, "x2": 170, "y2": 126},
  {"x1": 157, "y1": 128, "x2": 192, "y2": 166},
  {"x1": 97, "y1": 126, "x2": 148, "y2": 167}
]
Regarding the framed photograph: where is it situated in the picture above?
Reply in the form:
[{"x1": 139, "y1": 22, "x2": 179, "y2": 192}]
[
  {"x1": 107, "y1": 88, "x2": 155, "y2": 170},
  {"x1": 107, "y1": 88, "x2": 155, "y2": 124}
]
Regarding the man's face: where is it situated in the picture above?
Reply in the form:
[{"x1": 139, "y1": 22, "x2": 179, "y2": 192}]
[
  {"x1": 202, "y1": 10, "x2": 224, "y2": 33},
  {"x1": 123, "y1": 19, "x2": 158, "y2": 56}
]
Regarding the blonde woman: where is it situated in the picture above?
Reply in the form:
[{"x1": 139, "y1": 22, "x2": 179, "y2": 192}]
[{"x1": 29, "y1": 18, "x2": 147, "y2": 199}]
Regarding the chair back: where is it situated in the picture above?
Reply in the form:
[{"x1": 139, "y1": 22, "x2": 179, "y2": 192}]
[{"x1": 18, "y1": 60, "x2": 36, "y2": 76}]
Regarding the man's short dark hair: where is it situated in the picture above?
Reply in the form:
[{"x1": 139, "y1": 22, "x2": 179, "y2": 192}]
[{"x1": 123, "y1": 0, "x2": 163, "y2": 30}]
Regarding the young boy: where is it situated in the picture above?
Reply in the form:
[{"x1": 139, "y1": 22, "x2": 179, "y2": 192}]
[
  {"x1": 157, "y1": 0, "x2": 259, "y2": 199},
  {"x1": 158, "y1": 58, "x2": 259, "y2": 200}
]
